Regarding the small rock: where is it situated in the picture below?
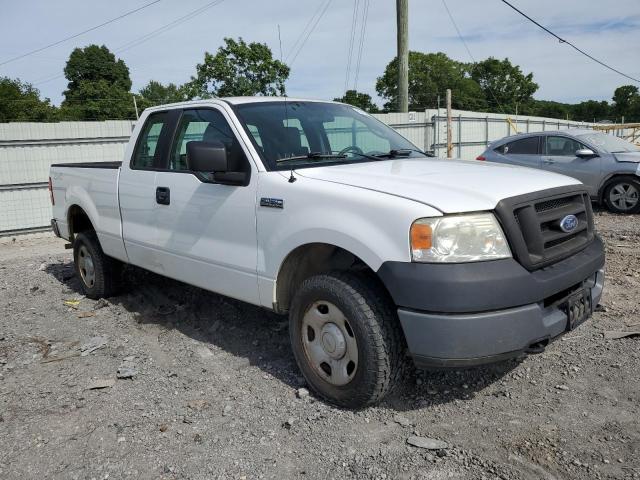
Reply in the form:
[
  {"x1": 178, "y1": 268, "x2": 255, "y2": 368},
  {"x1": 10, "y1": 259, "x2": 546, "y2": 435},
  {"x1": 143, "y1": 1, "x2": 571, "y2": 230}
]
[
  {"x1": 116, "y1": 367, "x2": 138, "y2": 379},
  {"x1": 407, "y1": 435, "x2": 448, "y2": 450},
  {"x1": 296, "y1": 388, "x2": 310, "y2": 399},
  {"x1": 195, "y1": 345, "x2": 214, "y2": 359},
  {"x1": 222, "y1": 404, "x2": 232, "y2": 416},
  {"x1": 283, "y1": 417, "x2": 295, "y2": 429},
  {"x1": 194, "y1": 433, "x2": 203, "y2": 443},
  {"x1": 117, "y1": 436, "x2": 125, "y2": 443},
  {"x1": 29, "y1": 285, "x2": 39, "y2": 293},
  {"x1": 187, "y1": 399, "x2": 209, "y2": 411},
  {"x1": 159, "y1": 424, "x2": 168, "y2": 432},
  {"x1": 80, "y1": 336, "x2": 107, "y2": 356},
  {"x1": 94, "y1": 298, "x2": 109, "y2": 310},
  {"x1": 38, "y1": 262, "x2": 47, "y2": 271},
  {"x1": 393, "y1": 414, "x2": 413, "y2": 427},
  {"x1": 555, "y1": 385, "x2": 569, "y2": 391}
]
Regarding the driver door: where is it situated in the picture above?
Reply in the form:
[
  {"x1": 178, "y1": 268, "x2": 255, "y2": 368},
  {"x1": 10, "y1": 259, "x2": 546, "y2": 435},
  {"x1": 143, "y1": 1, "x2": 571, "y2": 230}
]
[{"x1": 151, "y1": 107, "x2": 260, "y2": 305}]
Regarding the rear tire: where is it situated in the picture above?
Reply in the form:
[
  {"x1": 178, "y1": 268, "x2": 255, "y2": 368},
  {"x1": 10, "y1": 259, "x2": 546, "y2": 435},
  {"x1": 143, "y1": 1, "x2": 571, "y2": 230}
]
[
  {"x1": 289, "y1": 271, "x2": 405, "y2": 408},
  {"x1": 603, "y1": 176, "x2": 640, "y2": 214},
  {"x1": 73, "y1": 231, "x2": 121, "y2": 299}
]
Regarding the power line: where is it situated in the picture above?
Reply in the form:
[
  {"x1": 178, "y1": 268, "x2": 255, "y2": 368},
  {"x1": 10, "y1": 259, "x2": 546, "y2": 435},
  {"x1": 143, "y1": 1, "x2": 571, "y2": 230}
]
[
  {"x1": 32, "y1": 0, "x2": 226, "y2": 87},
  {"x1": 441, "y1": 0, "x2": 507, "y2": 114},
  {"x1": 0, "y1": 0, "x2": 162, "y2": 67},
  {"x1": 285, "y1": 0, "x2": 327, "y2": 62},
  {"x1": 289, "y1": 0, "x2": 333, "y2": 67},
  {"x1": 500, "y1": 0, "x2": 640, "y2": 84},
  {"x1": 344, "y1": 0, "x2": 360, "y2": 92},
  {"x1": 353, "y1": 0, "x2": 370, "y2": 90}
]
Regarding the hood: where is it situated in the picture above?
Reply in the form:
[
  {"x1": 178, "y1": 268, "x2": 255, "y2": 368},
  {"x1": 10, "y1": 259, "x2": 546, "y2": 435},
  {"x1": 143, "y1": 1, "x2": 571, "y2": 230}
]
[
  {"x1": 297, "y1": 158, "x2": 581, "y2": 213},
  {"x1": 614, "y1": 152, "x2": 640, "y2": 163}
]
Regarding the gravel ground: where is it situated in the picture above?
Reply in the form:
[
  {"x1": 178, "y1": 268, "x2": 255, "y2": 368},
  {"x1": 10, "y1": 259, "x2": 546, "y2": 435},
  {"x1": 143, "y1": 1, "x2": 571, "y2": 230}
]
[{"x1": 0, "y1": 211, "x2": 638, "y2": 480}]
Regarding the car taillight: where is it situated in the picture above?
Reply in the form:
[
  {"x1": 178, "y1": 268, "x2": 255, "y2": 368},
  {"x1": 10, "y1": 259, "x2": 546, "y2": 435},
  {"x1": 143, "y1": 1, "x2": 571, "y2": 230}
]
[
  {"x1": 48, "y1": 177, "x2": 55, "y2": 205},
  {"x1": 475, "y1": 155, "x2": 486, "y2": 161}
]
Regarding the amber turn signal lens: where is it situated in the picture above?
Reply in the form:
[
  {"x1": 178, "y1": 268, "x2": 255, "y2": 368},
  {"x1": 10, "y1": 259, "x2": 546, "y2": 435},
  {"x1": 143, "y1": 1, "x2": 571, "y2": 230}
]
[{"x1": 410, "y1": 223, "x2": 432, "y2": 250}]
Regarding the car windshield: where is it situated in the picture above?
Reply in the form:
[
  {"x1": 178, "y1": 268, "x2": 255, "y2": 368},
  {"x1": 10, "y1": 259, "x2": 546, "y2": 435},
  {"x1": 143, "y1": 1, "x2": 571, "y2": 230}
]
[
  {"x1": 577, "y1": 132, "x2": 640, "y2": 153},
  {"x1": 233, "y1": 101, "x2": 426, "y2": 170}
]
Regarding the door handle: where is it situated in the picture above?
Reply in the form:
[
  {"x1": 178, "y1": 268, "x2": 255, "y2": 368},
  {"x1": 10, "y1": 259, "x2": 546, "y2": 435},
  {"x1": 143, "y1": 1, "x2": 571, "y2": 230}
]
[
  {"x1": 156, "y1": 186, "x2": 170, "y2": 205},
  {"x1": 542, "y1": 159, "x2": 555, "y2": 164}
]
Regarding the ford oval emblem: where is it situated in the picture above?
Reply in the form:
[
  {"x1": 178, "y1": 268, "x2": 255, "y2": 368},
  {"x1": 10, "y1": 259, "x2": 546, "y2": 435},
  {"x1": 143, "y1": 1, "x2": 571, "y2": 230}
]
[{"x1": 559, "y1": 214, "x2": 578, "y2": 233}]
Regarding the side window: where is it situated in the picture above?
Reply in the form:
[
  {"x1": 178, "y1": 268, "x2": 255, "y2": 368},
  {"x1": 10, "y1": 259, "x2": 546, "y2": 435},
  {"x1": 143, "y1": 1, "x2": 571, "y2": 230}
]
[
  {"x1": 132, "y1": 112, "x2": 167, "y2": 168},
  {"x1": 545, "y1": 136, "x2": 583, "y2": 156},
  {"x1": 170, "y1": 108, "x2": 246, "y2": 171},
  {"x1": 503, "y1": 136, "x2": 539, "y2": 155}
]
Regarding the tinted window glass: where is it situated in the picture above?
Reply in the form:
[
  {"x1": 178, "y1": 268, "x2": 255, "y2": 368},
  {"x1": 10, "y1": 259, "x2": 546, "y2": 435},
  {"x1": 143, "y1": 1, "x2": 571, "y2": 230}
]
[
  {"x1": 503, "y1": 137, "x2": 539, "y2": 155},
  {"x1": 132, "y1": 112, "x2": 167, "y2": 168},
  {"x1": 170, "y1": 108, "x2": 246, "y2": 171},
  {"x1": 544, "y1": 136, "x2": 585, "y2": 156}
]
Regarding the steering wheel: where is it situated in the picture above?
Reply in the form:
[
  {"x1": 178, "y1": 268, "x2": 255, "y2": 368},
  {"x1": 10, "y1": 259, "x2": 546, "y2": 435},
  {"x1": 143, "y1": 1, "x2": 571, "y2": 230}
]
[{"x1": 339, "y1": 145, "x2": 364, "y2": 156}]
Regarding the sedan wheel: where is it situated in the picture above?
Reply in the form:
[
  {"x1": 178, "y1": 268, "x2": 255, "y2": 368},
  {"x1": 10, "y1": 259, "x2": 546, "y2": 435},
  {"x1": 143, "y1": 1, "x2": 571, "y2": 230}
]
[{"x1": 604, "y1": 178, "x2": 640, "y2": 214}]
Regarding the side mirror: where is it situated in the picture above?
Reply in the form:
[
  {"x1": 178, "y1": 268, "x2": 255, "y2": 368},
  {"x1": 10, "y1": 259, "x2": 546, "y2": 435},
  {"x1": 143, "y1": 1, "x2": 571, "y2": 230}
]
[
  {"x1": 186, "y1": 141, "x2": 228, "y2": 172},
  {"x1": 575, "y1": 148, "x2": 597, "y2": 158}
]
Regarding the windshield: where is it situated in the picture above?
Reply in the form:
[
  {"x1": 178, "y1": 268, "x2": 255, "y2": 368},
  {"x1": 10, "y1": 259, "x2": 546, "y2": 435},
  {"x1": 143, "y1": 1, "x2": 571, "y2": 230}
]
[
  {"x1": 577, "y1": 132, "x2": 640, "y2": 153},
  {"x1": 233, "y1": 101, "x2": 426, "y2": 170}
]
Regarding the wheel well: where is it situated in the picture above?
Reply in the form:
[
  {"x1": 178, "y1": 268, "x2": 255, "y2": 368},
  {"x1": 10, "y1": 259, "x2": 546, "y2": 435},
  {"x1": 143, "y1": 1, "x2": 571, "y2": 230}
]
[
  {"x1": 67, "y1": 205, "x2": 94, "y2": 241},
  {"x1": 599, "y1": 174, "x2": 639, "y2": 202},
  {"x1": 274, "y1": 243, "x2": 384, "y2": 314}
]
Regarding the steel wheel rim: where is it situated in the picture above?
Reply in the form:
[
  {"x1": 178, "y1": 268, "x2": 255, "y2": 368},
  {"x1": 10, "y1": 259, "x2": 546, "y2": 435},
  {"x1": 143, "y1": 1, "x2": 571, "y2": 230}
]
[
  {"x1": 610, "y1": 183, "x2": 639, "y2": 211},
  {"x1": 78, "y1": 245, "x2": 95, "y2": 288},
  {"x1": 301, "y1": 301, "x2": 358, "y2": 386}
]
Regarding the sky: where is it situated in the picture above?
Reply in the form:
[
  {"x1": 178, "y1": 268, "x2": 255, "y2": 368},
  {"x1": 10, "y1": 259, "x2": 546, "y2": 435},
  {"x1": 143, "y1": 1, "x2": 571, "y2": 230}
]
[{"x1": 1, "y1": 0, "x2": 639, "y2": 109}]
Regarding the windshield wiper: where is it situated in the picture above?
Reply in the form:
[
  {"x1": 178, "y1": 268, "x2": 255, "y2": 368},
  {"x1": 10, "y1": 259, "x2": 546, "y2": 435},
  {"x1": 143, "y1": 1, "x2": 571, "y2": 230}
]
[
  {"x1": 372, "y1": 148, "x2": 434, "y2": 158},
  {"x1": 276, "y1": 152, "x2": 347, "y2": 164}
]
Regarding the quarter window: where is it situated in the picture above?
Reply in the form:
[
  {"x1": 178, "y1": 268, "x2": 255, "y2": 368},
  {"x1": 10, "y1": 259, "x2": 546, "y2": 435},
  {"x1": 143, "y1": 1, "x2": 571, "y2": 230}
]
[
  {"x1": 132, "y1": 112, "x2": 167, "y2": 168},
  {"x1": 500, "y1": 136, "x2": 540, "y2": 155}
]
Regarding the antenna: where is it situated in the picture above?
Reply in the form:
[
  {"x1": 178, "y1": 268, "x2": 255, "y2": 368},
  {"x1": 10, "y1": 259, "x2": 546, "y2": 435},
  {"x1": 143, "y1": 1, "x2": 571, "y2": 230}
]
[{"x1": 278, "y1": 24, "x2": 296, "y2": 183}]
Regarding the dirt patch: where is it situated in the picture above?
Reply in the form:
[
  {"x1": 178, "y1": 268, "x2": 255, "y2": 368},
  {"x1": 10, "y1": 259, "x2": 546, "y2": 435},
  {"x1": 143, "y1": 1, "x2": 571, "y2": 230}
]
[{"x1": 0, "y1": 211, "x2": 638, "y2": 479}]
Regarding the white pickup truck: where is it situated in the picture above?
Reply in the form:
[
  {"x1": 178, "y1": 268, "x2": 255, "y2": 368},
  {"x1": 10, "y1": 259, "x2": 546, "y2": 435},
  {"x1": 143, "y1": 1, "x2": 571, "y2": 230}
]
[{"x1": 50, "y1": 98, "x2": 605, "y2": 407}]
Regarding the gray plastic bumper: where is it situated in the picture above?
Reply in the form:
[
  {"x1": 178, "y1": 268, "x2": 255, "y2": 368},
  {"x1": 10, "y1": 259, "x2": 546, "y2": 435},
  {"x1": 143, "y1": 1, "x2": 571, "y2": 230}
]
[{"x1": 398, "y1": 267, "x2": 604, "y2": 369}]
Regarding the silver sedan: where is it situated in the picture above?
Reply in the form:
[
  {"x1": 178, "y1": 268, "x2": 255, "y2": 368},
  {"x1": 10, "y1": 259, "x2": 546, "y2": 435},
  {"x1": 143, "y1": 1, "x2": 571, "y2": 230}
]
[{"x1": 478, "y1": 129, "x2": 640, "y2": 213}]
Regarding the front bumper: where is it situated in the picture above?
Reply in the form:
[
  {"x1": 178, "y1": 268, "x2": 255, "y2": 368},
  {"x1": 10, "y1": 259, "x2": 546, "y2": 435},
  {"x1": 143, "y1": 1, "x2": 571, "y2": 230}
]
[{"x1": 377, "y1": 237, "x2": 605, "y2": 368}]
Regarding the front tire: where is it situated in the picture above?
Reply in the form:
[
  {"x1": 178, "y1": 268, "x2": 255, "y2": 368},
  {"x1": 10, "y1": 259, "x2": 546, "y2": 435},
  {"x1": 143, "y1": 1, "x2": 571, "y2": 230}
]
[
  {"x1": 289, "y1": 272, "x2": 405, "y2": 408},
  {"x1": 73, "y1": 231, "x2": 120, "y2": 299},
  {"x1": 603, "y1": 176, "x2": 640, "y2": 214}
]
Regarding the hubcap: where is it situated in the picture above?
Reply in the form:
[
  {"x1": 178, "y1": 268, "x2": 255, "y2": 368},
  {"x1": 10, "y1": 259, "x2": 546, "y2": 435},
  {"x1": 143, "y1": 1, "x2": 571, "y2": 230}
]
[
  {"x1": 78, "y1": 245, "x2": 95, "y2": 288},
  {"x1": 301, "y1": 301, "x2": 358, "y2": 386},
  {"x1": 610, "y1": 183, "x2": 639, "y2": 211}
]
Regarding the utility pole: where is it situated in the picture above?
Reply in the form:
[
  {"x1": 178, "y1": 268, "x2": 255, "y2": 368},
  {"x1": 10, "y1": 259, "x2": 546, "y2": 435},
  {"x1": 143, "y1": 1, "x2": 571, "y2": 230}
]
[
  {"x1": 446, "y1": 89, "x2": 452, "y2": 158},
  {"x1": 132, "y1": 95, "x2": 140, "y2": 120},
  {"x1": 396, "y1": 0, "x2": 409, "y2": 113}
]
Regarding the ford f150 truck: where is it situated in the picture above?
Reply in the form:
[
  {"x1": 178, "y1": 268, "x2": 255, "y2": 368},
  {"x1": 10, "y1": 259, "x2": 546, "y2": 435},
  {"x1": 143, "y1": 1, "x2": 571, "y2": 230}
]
[{"x1": 50, "y1": 98, "x2": 605, "y2": 408}]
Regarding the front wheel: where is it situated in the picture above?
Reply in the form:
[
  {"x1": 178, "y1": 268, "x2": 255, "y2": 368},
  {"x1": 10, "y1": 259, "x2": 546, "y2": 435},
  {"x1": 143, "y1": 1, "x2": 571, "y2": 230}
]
[
  {"x1": 603, "y1": 177, "x2": 640, "y2": 214},
  {"x1": 73, "y1": 231, "x2": 121, "y2": 299},
  {"x1": 289, "y1": 272, "x2": 405, "y2": 408}
]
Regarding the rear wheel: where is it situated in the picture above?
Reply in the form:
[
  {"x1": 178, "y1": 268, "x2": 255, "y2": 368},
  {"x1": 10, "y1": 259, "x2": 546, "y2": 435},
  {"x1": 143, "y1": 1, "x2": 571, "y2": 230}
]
[
  {"x1": 289, "y1": 272, "x2": 405, "y2": 408},
  {"x1": 73, "y1": 231, "x2": 121, "y2": 299},
  {"x1": 603, "y1": 177, "x2": 640, "y2": 214}
]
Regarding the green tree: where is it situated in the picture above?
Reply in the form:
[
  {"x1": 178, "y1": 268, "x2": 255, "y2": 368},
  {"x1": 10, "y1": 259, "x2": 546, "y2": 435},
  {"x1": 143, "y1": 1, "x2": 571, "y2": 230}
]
[
  {"x1": 333, "y1": 90, "x2": 379, "y2": 112},
  {"x1": 470, "y1": 57, "x2": 538, "y2": 113},
  {"x1": 137, "y1": 80, "x2": 187, "y2": 111},
  {"x1": 61, "y1": 45, "x2": 134, "y2": 120},
  {"x1": 375, "y1": 51, "x2": 486, "y2": 112},
  {"x1": 0, "y1": 77, "x2": 58, "y2": 122},
  {"x1": 187, "y1": 37, "x2": 289, "y2": 98},
  {"x1": 571, "y1": 100, "x2": 611, "y2": 122},
  {"x1": 612, "y1": 85, "x2": 639, "y2": 121}
]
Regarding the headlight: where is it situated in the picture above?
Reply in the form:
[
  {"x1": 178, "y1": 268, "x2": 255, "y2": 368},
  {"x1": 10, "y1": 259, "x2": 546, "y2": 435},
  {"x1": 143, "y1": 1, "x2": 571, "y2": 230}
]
[{"x1": 410, "y1": 213, "x2": 511, "y2": 262}]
